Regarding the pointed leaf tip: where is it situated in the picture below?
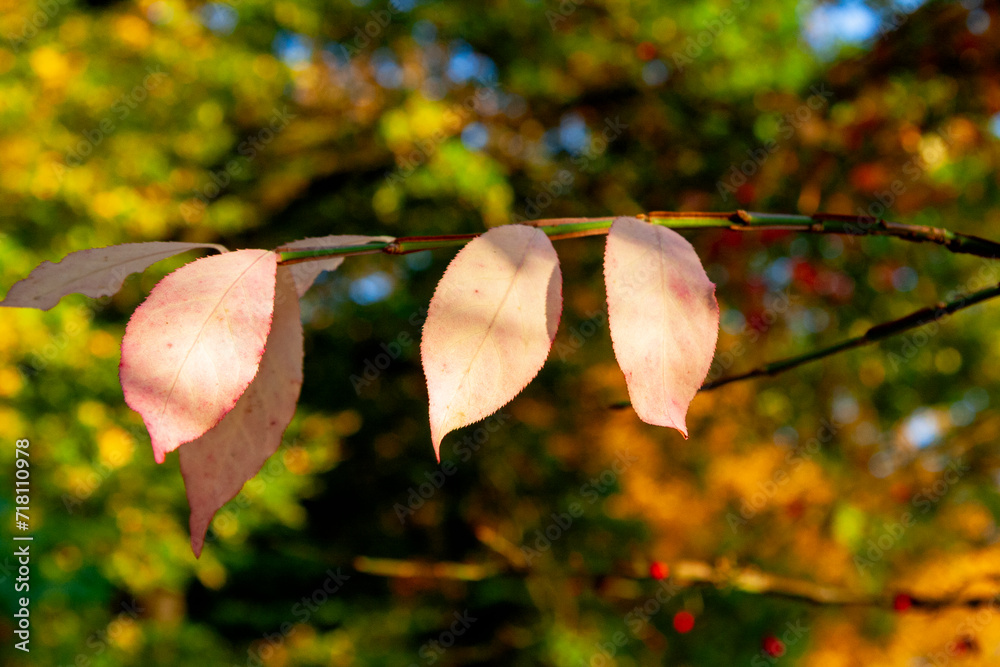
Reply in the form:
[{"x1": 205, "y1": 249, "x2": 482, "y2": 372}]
[
  {"x1": 120, "y1": 249, "x2": 278, "y2": 463},
  {"x1": 421, "y1": 225, "x2": 562, "y2": 460},
  {"x1": 180, "y1": 266, "x2": 304, "y2": 557},
  {"x1": 604, "y1": 217, "x2": 719, "y2": 435}
]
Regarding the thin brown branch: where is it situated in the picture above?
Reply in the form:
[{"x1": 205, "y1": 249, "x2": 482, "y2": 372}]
[
  {"x1": 349, "y1": 554, "x2": 1000, "y2": 610},
  {"x1": 700, "y1": 281, "x2": 1000, "y2": 392},
  {"x1": 277, "y1": 210, "x2": 1000, "y2": 263}
]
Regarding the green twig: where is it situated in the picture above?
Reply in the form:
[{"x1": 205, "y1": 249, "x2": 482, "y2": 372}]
[
  {"x1": 275, "y1": 211, "x2": 1000, "y2": 401},
  {"x1": 276, "y1": 210, "x2": 1000, "y2": 263}
]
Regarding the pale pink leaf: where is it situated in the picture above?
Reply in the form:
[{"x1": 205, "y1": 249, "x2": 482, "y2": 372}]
[
  {"x1": 0, "y1": 242, "x2": 228, "y2": 311},
  {"x1": 604, "y1": 216, "x2": 719, "y2": 435},
  {"x1": 422, "y1": 225, "x2": 561, "y2": 460},
  {"x1": 120, "y1": 249, "x2": 278, "y2": 463},
  {"x1": 178, "y1": 266, "x2": 304, "y2": 557},
  {"x1": 276, "y1": 235, "x2": 395, "y2": 297}
]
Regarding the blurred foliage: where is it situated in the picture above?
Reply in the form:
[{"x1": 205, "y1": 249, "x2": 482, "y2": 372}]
[{"x1": 2, "y1": 0, "x2": 1000, "y2": 665}]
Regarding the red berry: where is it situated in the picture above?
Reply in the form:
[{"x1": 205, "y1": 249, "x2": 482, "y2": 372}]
[
  {"x1": 785, "y1": 498, "x2": 805, "y2": 519},
  {"x1": 762, "y1": 635, "x2": 785, "y2": 657},
  {"x1": 636, "y1": 42, "x2": 657, "y2": 61},
  {"x1": 893, "y1": 594, "x2": 912, "y2": 611},
  {"x1": 673, "y1": 611, "x2": 695, "y2": 633},
  {"x1": 953, "y1": 636, "x2": 976, "y2": 655},
  {"x1": 649, "y1": 561, "x2": 669, "y2": 580}
]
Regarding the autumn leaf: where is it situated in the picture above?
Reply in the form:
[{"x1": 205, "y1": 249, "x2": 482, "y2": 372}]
[
  {"x1": 604, "y1": 216, "x2": 719, "y2": 435},
  {"x1": 178, "y1": 266, "x2": 304, "y2": 557},
  {"x1": 120, "y1": 249, "x2": 278, "y2": 463},
  {"x1": 0, "y1": 242, "x2": 228, "y2": 311},
  {"x1": 421, "y1": 224, "x2": 562, "y2": 460}
]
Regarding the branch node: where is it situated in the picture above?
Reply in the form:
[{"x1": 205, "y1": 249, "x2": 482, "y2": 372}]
[{"x1": 733, "y1": 209, "x2": 753, "y2": 226}]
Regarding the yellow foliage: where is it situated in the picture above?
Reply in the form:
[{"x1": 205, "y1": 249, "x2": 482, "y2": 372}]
[
  {"x1": 906, "y1": 545, "x2": 1000, "y2": 600},
  {"x1": 283, "y1": 446, "x2": 311, "y2": 475},
  {"x1": 116, "y1": 506, "x2": 144, "y2": 534},
  {"x1": 373, "y1": 184, "x2": 401, "y2": 222},
  {"x1": 0, "y1": 366, "x2": 23, "y2": 397},
  {"x1": 0, "y1": 48, "x2": 14, "y2": 76},
  {"x1": 114, "y1": 15, "x2": 151, "y2": 50},
  {"x1": 88, "y1": 329, "x2": 119, "y2": 358},
  {"x1": 76, "y1": 400, "x2": 107, "y2": 428},
  {"x1": 98, "y1": 426, "x2": 134, "y2": 469},
  {"x1": 211, "y1": 511, "x2": 240, "y2": 539},
  {"x1": 196, "y1": 558, "x2": 228, "y2": 591},
  {"x1": 29, "y1": 46, "x2": 69, "y2": 83},
  {"x1": 107, "y1": 614, "x2": 143, "y2": 652},
  {"x1": 0, "y1": 406, "x2": 26, "y2": 441}
]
